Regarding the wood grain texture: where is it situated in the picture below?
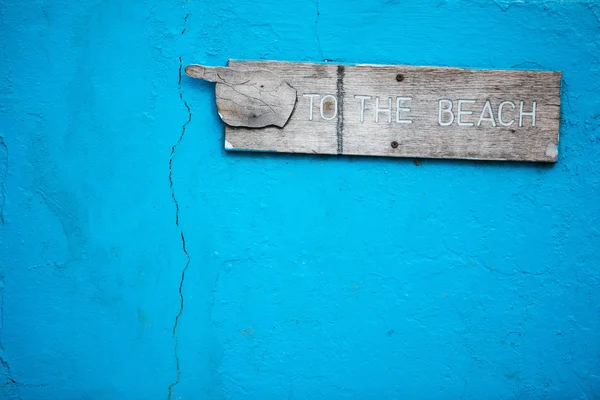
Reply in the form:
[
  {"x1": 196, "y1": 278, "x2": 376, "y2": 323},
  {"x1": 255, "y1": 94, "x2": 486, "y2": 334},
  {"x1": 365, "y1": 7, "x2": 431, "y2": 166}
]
[
  {"x1": 225, "y1": 60, "x2": 562, "y2": 162},
  {"x1": 185, "y1": 64, "x2": 296, "y2": 128}
]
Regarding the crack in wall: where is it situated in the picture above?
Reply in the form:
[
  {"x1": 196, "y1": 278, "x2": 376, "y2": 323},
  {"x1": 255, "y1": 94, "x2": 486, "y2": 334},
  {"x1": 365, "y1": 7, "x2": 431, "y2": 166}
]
[
  {"x1": 0, "y1": 267, "x2": 20, "y2": 399},
  {"x1": 0, "y1": 138, "x2": 14, "y2": 394},
  {"x1": 0, "y1": 136, "x2": 7, "y2": 227},
  {"x1": 315, "y1": 0, "x2": 325, "y2": 61},
  {"x1": 167, "y1": 56, "x2": 192, "y2": 400},
  {"x1": 0, "y1": 354, "x2": 18, "y2": 393}
]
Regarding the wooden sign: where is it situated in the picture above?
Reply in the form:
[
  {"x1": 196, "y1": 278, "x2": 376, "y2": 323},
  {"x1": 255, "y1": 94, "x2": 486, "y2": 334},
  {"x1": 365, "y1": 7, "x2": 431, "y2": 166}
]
[{"x1": 186, "y1": 60, "x2": 562, "y2": 162}]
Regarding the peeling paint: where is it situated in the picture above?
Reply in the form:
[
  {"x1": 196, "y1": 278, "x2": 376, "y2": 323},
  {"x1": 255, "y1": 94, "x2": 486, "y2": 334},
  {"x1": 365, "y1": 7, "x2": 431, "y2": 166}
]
[{"x1": 545, "y1": 142, "x2": 559, "y2": 159}]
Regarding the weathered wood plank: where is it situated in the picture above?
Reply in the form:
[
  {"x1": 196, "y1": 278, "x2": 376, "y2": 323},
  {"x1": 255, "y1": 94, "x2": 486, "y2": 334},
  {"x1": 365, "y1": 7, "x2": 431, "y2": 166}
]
[
  {"x1": 185, "y1": 64, "x2": 297, "y2": 128},
  {"x1": 225, "y1": 60, "x2": 562, "y2": 162}
]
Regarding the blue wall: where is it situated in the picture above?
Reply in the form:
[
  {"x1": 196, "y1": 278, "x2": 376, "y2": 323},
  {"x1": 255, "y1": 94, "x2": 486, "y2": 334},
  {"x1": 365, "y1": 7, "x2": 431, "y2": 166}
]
[{"x1": 1, "y1": 0, "x2": 600, "y2": 398}]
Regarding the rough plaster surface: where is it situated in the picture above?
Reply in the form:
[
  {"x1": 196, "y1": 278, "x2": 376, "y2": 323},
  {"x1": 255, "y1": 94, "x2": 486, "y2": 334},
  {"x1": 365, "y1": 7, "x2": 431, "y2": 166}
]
[{"x1": 1, "y1": 0, "x2": 600, "y2": 399}]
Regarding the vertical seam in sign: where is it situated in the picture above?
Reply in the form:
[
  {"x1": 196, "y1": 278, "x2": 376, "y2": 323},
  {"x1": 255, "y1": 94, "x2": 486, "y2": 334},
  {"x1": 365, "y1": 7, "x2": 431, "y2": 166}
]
[{"x1": 336, "y1": 65, "x2": 344, "y2": 154}]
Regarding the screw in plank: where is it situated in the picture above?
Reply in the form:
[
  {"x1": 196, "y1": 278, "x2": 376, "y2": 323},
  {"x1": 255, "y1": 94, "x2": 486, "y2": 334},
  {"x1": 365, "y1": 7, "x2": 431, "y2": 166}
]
[
  {"x1": 391, "y1": 141, "x2": 399, "y2": 149},
  {"x1": 396, "y1": 73, "x2": 404, "y2": 82}
]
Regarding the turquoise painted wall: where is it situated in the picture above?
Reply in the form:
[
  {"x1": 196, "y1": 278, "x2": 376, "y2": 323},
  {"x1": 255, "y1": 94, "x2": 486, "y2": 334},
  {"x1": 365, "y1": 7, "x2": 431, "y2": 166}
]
[{"x1": 1, "y1": 0, "x2": 600, "y2": 398}]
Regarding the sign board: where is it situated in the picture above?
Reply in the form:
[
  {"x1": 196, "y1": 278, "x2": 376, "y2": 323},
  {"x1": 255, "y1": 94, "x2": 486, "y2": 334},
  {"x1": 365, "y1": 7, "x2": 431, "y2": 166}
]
[{"x1": 188, "y1": 60, "x2": 562, "y2": 162}]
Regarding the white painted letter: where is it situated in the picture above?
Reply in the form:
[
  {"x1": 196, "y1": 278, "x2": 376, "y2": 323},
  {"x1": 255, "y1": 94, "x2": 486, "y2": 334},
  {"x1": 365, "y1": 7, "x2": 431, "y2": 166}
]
[
  {"x1": 396, "y1": 97, "x2": 413, "y2": 124},
  {"x1": 519, "y1": 100, "x2": 537, "y2": 127},
  {"x1": 438, "y1": 99, "x2": 454, "y2": 126},
  {"x1": 355, "y1": 95, "x2": 371, "y2": 123},
  {"x1": 498, "y1": 101, "x2": 515, "y2": 126},
  {"x1": 477, "y1": 100, "x2": 496, "y2": 127},
  {"x1": 303, "y1": 94, "x2": 320, "y2": 121},
  {"x1": 457, "y1": 99, "x2": 476, "y2": 126},
  {"x1": 320, "y1": 94, "x2": 338, "y2": 121},
  {"x1": 375, "y1": 97, "x2": 392, "y2": 123}
]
